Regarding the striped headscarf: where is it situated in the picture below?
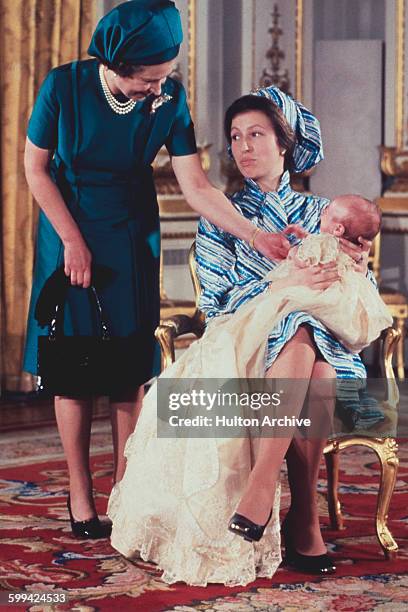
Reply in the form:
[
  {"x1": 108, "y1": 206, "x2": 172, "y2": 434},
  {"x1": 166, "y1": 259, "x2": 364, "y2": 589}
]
[{"x1": 251, "y1": 86, "x2": 324, "y2": 173}]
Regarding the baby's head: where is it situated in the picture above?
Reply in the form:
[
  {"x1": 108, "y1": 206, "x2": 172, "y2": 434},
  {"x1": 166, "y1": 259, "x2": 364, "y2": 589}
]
[{"x1": 320, "y1": 195, "x2": 381, "y2": 244}]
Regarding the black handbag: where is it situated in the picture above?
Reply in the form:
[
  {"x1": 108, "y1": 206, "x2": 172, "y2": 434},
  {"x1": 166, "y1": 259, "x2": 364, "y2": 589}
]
[{"x1": 35, "y1": 268, "x2": 149, "y2": 397}]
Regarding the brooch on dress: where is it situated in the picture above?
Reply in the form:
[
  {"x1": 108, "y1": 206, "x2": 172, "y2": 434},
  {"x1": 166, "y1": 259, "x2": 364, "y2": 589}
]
[{"x1": 150, "y1": 93, "x2": 172, "y2": 114}]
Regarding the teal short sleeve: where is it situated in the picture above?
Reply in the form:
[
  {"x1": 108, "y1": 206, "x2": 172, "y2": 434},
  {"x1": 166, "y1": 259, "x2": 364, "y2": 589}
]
[
  {"x1": 27, "y1": 69, "x2": 59, "y2": 150},
  {"x1": 165, "y1": 84, "x2": 197, "y2": 157}
]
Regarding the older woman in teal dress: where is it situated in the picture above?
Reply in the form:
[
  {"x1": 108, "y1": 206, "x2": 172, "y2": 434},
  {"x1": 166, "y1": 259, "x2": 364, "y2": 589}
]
[{"x1": 23, "y1": 0, "x2": 296, "y2": 538}]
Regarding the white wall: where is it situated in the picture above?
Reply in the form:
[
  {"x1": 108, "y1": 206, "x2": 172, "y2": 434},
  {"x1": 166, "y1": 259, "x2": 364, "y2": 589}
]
[{"x1": 311, "y1": 40, "x2": 383, "y2": 201}]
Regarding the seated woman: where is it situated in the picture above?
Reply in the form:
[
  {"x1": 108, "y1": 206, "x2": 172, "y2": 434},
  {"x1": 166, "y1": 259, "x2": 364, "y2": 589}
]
[{"x1": 108, "y1": 88, "x2": 384, "y2": 585}]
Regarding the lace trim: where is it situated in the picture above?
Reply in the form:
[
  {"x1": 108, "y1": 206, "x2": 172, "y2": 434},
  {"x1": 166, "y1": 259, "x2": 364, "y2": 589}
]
[{"x1": 108, "y1": 482, "x2": 282, "y2": 587}]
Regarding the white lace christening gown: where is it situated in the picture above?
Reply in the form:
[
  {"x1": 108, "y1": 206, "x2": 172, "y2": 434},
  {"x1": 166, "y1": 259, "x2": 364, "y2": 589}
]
[{"x1": 108, "y1": 233, "x2": 391, "y2": 586}]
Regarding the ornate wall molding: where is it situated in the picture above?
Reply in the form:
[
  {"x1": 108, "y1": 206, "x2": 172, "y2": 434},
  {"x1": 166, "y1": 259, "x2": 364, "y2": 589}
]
[
  {"x1": 380, "y1": 0, "x2": 408, "y2": 203},
  {"x1": 250, "y1": 1, "x2": 305, "y2": 102},
  {"x1": 295, "y1": 0, "x2": 304, "y2": 101},
  {"x1": 252, "y1": 1, "x2": 296, "y2": 96},
  {"x1": 395, "y1": 0, "x2": 405, "y2": 150},
  {"x1": 259, "y1": 4, "x2": 290, "y2": 92},
  {"x1": 187, "y1": 0, "x2": 196, "y2": 121},
  {"x1": 383, "y1": 0, "x2": 407, "y2": 149},
  {"x1": 252, "y1": 0, "x2": 257, "y2": 89}
]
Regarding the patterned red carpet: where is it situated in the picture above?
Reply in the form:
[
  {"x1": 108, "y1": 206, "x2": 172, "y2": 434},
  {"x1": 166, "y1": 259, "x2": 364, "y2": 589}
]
[{"x1": 0, "y1": 422, "x2": 407, "y2": 611}]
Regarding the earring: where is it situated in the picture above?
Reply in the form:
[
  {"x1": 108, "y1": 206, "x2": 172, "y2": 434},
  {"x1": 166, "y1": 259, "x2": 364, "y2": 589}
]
[{"x1": 280, "y1": 149, "x2": 286, "y2": 156}]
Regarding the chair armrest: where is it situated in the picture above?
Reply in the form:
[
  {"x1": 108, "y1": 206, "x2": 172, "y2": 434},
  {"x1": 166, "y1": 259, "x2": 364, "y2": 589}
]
[
  {"x1": 381, "y1": 326, "x2": 401, "y2": 408},
  {"x1": 155, "y1": 312, "x2": 205, "y2": 370},
  {"x1": 328, "y1": 327, "x2": 401, "y2": 443}
]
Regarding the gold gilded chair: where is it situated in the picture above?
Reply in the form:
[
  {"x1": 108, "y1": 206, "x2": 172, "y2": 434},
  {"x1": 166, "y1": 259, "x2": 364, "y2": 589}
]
[
  {"x1": 159, "y1": 245, "x2": 203, "y2": 352},
  {"x1": 155, "y1": 243, "x2": 400, "y2": 560},
  {"x1": 369, "y1": 232, "x2": 408, "y2": 380}
]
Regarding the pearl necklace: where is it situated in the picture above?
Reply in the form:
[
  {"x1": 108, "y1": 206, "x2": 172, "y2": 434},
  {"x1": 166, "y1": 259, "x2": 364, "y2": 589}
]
[{"x1": 98, "y1": 64, "x2": 137, "y2": 115}]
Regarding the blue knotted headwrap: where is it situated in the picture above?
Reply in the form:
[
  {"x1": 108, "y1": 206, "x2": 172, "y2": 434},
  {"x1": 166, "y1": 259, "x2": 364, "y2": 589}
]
[
  {"x1": 252, "y1": 86, "x2": 324, "y2": 173},
  {"x1": 88, "y1": 0, "x2": 182, "y2": 66}
]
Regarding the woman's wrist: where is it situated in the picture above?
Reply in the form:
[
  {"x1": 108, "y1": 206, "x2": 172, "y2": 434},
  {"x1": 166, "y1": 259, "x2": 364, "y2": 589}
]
[
  {"x1": 61, "y1": 231, "x2": 83, "y2": 247},
  {"x1": 250, "y1": 227, "x2": 262, "y2": 249}
]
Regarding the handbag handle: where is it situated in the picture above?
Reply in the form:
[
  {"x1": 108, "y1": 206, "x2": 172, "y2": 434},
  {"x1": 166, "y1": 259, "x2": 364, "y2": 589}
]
[{"x1": 49, "y1": 285, "x2": 110, "y2": 341}]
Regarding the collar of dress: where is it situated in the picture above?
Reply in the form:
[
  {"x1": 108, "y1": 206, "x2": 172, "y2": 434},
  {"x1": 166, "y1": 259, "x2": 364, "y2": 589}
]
[{"x1": 243, "y1": 170, "x2": 292, "y2": 204}]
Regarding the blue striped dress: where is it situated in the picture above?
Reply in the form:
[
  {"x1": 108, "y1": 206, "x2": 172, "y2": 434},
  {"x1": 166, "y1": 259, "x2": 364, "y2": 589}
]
[{"x1": 196, "y1": 171, "x2": 370, "y2": 381}]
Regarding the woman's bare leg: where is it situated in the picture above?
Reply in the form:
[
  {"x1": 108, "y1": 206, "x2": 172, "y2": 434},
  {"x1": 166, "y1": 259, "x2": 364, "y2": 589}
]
[
  {"x1": 285, "y1": 360, "x2": 336, "y2": 555},
  {"x1": 234, "y1": 326, "x2": 317, "y2": 525},
  {"x1": 54, "y1": 396, "x2": 95, "y2": 520},
  {"x1": 110, "y1": 385, "x2": 144, "y2": 484}
]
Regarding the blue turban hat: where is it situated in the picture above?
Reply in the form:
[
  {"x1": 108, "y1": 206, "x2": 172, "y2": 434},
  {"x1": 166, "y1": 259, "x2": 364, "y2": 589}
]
[
  {"x1": 252, "y1": 86, "x2": 324, "y2": 173},
  {"x1": 88, "y1": 0, "x2": 182, "y2": 66}
]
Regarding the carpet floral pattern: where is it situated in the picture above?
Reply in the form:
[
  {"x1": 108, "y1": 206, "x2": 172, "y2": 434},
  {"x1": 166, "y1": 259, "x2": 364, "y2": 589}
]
[{"x1": 0, "y1": 423, "x2": 407, "y2": 611}]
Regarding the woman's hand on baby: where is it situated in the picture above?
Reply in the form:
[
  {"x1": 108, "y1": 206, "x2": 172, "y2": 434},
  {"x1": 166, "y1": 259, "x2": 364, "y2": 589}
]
[
  {"x1": 63, "y1": 236, "x2": 92, "y2": 288},
  {"x1": 283, "y1": 224, "x2": 309, "y2": 240},
  {"x1": 339, "y1": 236, "x2": 371, "y2": 274},
  {"x1": 285, "y1": 262, "x2": 341, "y2": 290},
  {"x1": 255, "y1": 231, "x2": 291, "y2": 261},
  {"x1": 255, "y1": 225, "x2": 309, "y2": 260}
]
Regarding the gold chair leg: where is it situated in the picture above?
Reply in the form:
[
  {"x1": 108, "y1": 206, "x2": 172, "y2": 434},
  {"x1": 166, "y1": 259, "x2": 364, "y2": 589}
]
[
  {"x1": 324, "y1": 449, "x2": 344, "y2": 530},
  {"x1": 373, "y1": 438, "x2": 399, "y2": 560},
  {"x1": 325, "y1": 438, "x2": 399, "y2": 559},
  {"x1": 395, "y1": 317, "x2": 405, "y2": 380}
]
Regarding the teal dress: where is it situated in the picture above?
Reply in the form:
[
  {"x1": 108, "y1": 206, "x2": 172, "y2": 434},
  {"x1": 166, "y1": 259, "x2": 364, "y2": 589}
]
[{"x1": 23, "y1": 59, "x2": 196, "y2": 388}]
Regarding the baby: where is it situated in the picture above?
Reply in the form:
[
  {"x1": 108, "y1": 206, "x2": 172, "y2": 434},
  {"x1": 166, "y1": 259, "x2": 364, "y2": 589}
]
[
  {"x1": 286, "y1": 194, "x2": 381, "y2": 270},
  {"x1": 320, "y1": 194, "x2": 381, "y2": 245}
]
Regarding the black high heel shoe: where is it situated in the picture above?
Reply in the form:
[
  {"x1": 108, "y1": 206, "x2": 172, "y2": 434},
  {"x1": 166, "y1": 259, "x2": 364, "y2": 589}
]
[
  {"x1": 67, "y1": 495, "x2": 112, "y2": 539},
  {"x1": 281, "y1": 515, "x2": 336, "y2": 574},
  {"x1": 228, "y1": 509, "x2": 272, "y2": 542}
]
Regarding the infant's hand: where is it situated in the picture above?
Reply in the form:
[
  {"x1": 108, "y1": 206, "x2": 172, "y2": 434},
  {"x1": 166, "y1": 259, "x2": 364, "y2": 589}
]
[
  {"x1": 288, "y1": 246, "x2": 308, "y2": 268},
  {"x1": 293, "y1": 254, "x2": 309, "y2": 269}
]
